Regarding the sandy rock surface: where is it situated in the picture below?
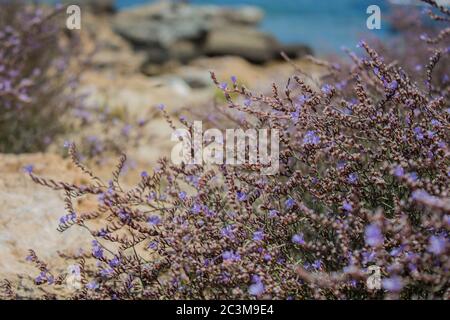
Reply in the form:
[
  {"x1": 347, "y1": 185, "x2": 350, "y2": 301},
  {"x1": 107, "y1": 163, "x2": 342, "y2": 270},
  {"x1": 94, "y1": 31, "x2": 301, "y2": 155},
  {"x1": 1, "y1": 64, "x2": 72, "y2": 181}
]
[{"x1": 0, "y1": 154, "x2": 92, "y2": 280}]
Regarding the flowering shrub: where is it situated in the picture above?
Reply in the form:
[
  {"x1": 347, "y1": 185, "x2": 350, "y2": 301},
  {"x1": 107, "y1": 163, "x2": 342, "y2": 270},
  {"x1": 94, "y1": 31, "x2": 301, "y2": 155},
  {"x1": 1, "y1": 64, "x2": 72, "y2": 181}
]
[
  {"x1": 0, "y1": 1, "x2": 82, "y2": 153},
  {"x1": 1, "y1": 0, "x2": 448, "y2": 299}
]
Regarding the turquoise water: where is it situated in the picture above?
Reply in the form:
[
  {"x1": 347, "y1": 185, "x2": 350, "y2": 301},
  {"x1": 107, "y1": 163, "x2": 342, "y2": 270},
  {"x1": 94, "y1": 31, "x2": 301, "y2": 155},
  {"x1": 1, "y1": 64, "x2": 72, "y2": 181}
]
[{"x1": 115, "y1": 0, "x2": 393, "y2": 54}]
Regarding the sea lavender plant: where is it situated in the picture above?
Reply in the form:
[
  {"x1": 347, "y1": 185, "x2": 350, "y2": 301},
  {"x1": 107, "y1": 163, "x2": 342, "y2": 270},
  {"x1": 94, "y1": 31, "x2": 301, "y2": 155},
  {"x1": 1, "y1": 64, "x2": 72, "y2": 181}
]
[
  {"x1": 0, "y1": 1, "x2": 82, "y2": 153},
  {"x1": 2, "y1": 0, "x2": 449, "y2": 300}
]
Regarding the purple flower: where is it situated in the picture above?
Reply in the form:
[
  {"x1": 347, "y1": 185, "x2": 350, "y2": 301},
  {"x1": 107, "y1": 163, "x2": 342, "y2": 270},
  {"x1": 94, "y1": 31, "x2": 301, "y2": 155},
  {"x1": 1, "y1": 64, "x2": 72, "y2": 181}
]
[
  {"x1": 156, "y1": 104, "x2": 165, "y2": 110},
  {"x1": 373, "y1": 67, "x2": 380, "y2": 75},
  {"x1": 386, "y1": 80, "x2": 398, "y2": 91},
  {"x1": 178, "y1": 191, "x2": 187, "y2": 201},
  {"x1": 291, "y1": 105, "x2": 301, "y2": 123},
  {"x1": 303, "y1": 130, "x2": 320, "y2": 145},
  {"x1": 390, "y1": 246, "x2": 403, "y2": 257},
  {"x1": 222, "y1": 250, "x2": 241, "y2": 262},
  {"x1": 409, "y1": 172, "x2": 419, "y2": 182},
  {"x1": 347, "y1": 172, "x2": 358, "y2": 184},
  {"x1": 411, "y1": 189, "x2": 430, "y2": 201},
  {"x1": 191, "y1": 203, "x2": 202, "y2": 214},
  {"x1": 108, "y1": 256, "x2": 120, "y2": 268},
  {"x1": 413, "y1": 127, "x2": 424, "y2": 141},
  {"x1": 63, "y1": 140, "x2": 72, "y2": 148},
  {"x1": 431, "y1": 119, "x2": 441, "y2": 127},
  {"x1": 221, "y1": 225, "x2": 235, "y2": 239},
  {"x1": 253, "y1": 230, "x2": 265, "y2": 242},
  {"x1": 312, "y1": 260, "x2": 322, "y2": 270},
  {"x1": 148, "y1": 215, "x2": 161, "y2": 226},
  {"x1": 285, "y1": 198, "x2": 295, "y2": 209},
  {"x1": 97, "y1": 228, "x2": 108, "y2": 237},
  {"x1": 141, "y1": 171, "x2": 149, "y2": 179},
  {"x1": 382, "y1": 276, "x2": 403, "y2": 292},
  {"x1": 321, "y1": 84, "x2": 333, "y2": 94},
  {"x1": 292, "y1": 233, "x2": 305, "y2": 245},
  {"x1": 268, "y1": 209, "x2": 279, "y2": 218},
  {"x1": 337, "y1": 160, "x2": 347, "y2": 170},
  {"x1": 237, "y1": 191, "x2": 247, "y2": 202},
  {"x1": 23, "y1": 164, "x2": 33, "y2": 174},
  {"x1": 444, "y1": 215, "x2": 450, "y2": 226},
  {"x1": 68, "y1": 264, "x2": 81, "y2": 276},
  {"x1": 86, "y1": 281, "x2": 99, "y2": 290},
  {"x1": 100, "y1": 268, "x2": 114, "y2": 277},
  {"x1": 248, "y1": 279, "x2": 265, "y2": 296},
  {"x1": 92, "y1": 241, "x2": 104, "y2": 259},
  {"x1": 219, "y1": 82, "x2": 228, "y2": 90},
  {"x1": 394, "y1": 166, "x2": 404, "y2": 177},
  {"x1": 427, "y1": 235, "x2": 447, "y2": 255},
  {"x1": 231, "y1": 76, "x2": 237, "y2": 84},
  {"x1": 364, "y1": 224, "x2": 383, "y2": 247},
  {"x1": 343, "y1": 201, "x2": 352, "y2": 212},
  {"x1": 148, "y1": 241, "x2": 158, "y2": 250},
  {"x1": 362, "y1": 250, "x2": 376, "y2": 264}
]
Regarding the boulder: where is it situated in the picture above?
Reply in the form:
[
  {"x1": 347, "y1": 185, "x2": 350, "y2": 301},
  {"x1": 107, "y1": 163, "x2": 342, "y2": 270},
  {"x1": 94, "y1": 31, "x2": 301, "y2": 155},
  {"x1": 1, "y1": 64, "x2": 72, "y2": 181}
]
[
  {"x1": 63, "y1": 0, "x2": 115, "y2": 14},
  {"x1": 278, "y1": 44, "x2": 314, "y2": 60},
  {"x1": 111, "y1": 1, "x2": 277, "y2": 65},
  {"x1": 203, "y1": 27, "x2": 279, "y2": 64},
  {"x1": 112, "y1": 2, "x2": 209, "y2": 48}
]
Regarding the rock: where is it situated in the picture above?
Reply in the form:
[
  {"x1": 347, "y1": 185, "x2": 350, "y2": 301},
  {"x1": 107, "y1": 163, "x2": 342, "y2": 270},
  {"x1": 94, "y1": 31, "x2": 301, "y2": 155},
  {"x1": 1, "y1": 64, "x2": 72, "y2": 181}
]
[
  {"x1": 63, "y1": 0, "x2": 115, "y2": 14},
  {"x1": 173, "y1": 66, "x2": 213, "y2": 89},
  {"x1": 0, "y1": 153, "x2": 92, "y2": 280},
  {"x1": 78, "y1": 12, "x2": 146, "y2": 74},
  {"x1": 112, "y1": 2, "x2": 208, "y2": 48},
  {"x1": 278, "y1": 44, "x2": 314, "y2": 60},
  {"x1": 111, "y1": 1, "x2": 282, "y2": 66},
  {"x1": 214, "y1": 5, "x2": 264, "y2": 26},
  {"x1": 203, "y1": 27, "x2": 279, "y2": 64}
]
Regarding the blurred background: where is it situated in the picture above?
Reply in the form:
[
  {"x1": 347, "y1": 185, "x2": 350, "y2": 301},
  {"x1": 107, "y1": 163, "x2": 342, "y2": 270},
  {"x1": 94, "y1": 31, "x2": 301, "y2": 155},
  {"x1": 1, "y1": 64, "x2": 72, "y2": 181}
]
[{"x1": 114, "y1": 0, "x2": 391, "y2": 54}]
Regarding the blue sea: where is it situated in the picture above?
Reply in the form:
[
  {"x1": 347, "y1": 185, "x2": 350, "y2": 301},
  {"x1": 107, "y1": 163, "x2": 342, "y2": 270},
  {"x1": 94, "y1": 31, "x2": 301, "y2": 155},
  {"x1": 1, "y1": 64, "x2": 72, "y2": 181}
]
[{"x1": 115, "y1": 0, "x2": 395, "y2": 54}]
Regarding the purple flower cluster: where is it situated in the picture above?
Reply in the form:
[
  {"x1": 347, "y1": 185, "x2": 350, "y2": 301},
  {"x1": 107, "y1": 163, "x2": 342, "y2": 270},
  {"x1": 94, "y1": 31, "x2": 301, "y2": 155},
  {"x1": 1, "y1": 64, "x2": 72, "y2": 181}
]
[{"x1": 0, "y1": 2, "x2": 81, "y2": 153}]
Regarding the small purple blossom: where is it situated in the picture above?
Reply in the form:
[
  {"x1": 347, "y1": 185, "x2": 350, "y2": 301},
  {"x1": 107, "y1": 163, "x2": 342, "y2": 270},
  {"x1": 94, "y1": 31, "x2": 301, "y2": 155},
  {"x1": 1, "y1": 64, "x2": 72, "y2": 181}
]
[
  {"x1": 312, "y1": 260, "x2": 322, "y2": 270},
  {"x1": 86, "y1": 281, "x2": 99, "y2": 290},
  {"x1": 394, "y1": 165, "x2": 404, "y2": 177},
  {"x1": 292, "y1": 233, "x2": 305, "y2": 245},
  {"x1": 148, "y1": 215, "x2": 161, "y2": 226},
  {"x1": 222, "y1": 250, "x2": 241, "y2": 262},
  {"x1": 285, "y1": 198, "x2": 295, "y2": 209},
  {"x1": 321, "y1": 84, "x2": 333, "y2": 95},
  {"x1": 23, "y1": 164, "x2": 34, "y2": 174},
  {"x1": 303, "y1": 130, "x2": 321, "y2": 145},
  {"x1": 92, "y1": 241, "x2": 104, "y2": 259},
  {"x1": 253, "y1": 230, "x2": 265, "y2": 242},
  {"x1": 108, "y1": 256, "x2": 121, "y2": 268},
  {"x1": 221, "y1": 225, "x2": 235, "y2": 239},
  {"x1": 248, "y1": 276, "x2": 265, "y2": 296},
  {"x1": 364, "y1": 224, "x2": 383, "y2": 247},
  {"x1": 268, "y1": 209, "x2": 279, "y2": 218},
  {"x1": 347, "y1": 172, "x2": 358, "y2": 184},
  {"x1": 236, "y1": 191, "x2": 247, "y2": 202},
  {"x1": 413, "y1": 127, "x2": 424, "y2": 140},
  {"x1": 427, "y1": 235, "x2": 447, "y2": 255},
  {"x1": 382, "y1": 276, "x2": 403, "y2": 292}
]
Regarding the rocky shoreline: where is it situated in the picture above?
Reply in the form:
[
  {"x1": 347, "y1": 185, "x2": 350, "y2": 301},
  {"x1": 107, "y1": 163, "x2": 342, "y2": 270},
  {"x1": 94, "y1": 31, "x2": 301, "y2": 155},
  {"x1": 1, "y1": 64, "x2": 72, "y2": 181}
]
[{"x1": 74, "y1": 0, "x2": 313, "y2": 73}]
